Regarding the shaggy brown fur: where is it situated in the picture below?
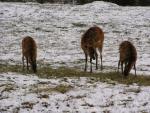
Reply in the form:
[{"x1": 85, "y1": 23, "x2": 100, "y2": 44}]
[
  {"x1": 22, "y1": 36, "x2": 37, "y2": 73},
  {"x1": 81, "y1": 26, "x2": 104, "y2": 72},
  {"x1": 118, "y1": 41, "x2": 137, "y2": 77}
]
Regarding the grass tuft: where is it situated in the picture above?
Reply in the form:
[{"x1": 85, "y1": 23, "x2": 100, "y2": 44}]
[
  {"x1": 1, "y1": 83, "x2": 15, "y2": 93},
  {"x1": 53, "y1": 85, "x2": 73, "y2": 94},
  {"x1": 29, "y1": 83, "x2": 73, "y2": 94},
  {"x1": 72, "y1": 23, "x2": 87, "y2": 27}
]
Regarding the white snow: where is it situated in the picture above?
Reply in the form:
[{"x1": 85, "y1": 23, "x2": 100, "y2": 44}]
[
  {"x1": 0, "y1": 72, "x2": 150, "y2": 113},
  {"x1": 0, "y1": 1, "x2": 150, "y2": 75},
  {"x1": 0, "y1": 1, "x2": 150, "y2": 113}
]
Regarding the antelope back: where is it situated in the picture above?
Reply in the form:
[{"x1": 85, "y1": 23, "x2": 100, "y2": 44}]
[
  {"x1": 81, "y1": 26, "x2": 104, "y2": 50},
  {"x1": 119, "y1": 41, "x2": 137, "y2": 62},
  {"x1": 22, "y1": 36, "x2": 37, "y2": 60}
]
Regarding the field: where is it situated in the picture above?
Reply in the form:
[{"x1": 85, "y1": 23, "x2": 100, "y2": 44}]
[{"x1": 0, "y1": 1, "x2": 150, "y2": 113}]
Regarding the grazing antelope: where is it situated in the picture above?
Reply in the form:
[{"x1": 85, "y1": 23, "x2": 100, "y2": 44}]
[
  {"x1": 22, "y1": 36, "x2": 37, "y2": 73},
  {"x1": 81, "y1": 26, "x2": 104, "y2": 73},
  {"x1": 118, "y1": 41, "x2": 137, "y2": 77}
]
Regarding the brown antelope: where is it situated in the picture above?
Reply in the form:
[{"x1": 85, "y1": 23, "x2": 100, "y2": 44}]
[
  {"x1": 22, "y1": 36, "x2": 37, "y2": 73},
  {"x1": 118, "y1": 41, "x2": 137, "y2": 77},
  {"x1": 81, "y1": 26, "x2": 104, "y2": 73}
]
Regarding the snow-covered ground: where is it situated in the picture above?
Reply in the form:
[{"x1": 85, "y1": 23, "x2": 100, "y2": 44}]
[
  {"x1": 0, "y1": 1, "x2": 150, "y2": 75},
  {"x1": 0, "y1": 2, "x2": 150, "y2": 113},
  {"x1": 0, "y1": 72, "x2": 150, "y2": 113}
]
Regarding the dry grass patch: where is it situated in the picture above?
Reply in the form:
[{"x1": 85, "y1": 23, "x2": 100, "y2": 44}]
[
  {"x1": 0, "y1": 64, "x2": 150, "y2": 86},
  {"x1": 29, "y1": 83, "x2": 73, "y2": 94},
  {"x1": 1, "y1": 83, "x2": 16, "y2": 93}
]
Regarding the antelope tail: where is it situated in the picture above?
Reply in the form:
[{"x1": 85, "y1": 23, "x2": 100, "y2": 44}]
[{"x1": 124, "y1": 61, "x2": 134, "y2": 76}]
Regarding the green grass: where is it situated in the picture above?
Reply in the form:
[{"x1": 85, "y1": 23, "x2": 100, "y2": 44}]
[{"x1": 0, "y1": 64, "x2": 150, "y2": 86}]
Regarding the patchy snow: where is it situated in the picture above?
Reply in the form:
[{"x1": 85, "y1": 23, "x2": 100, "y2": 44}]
[
  {"x1": 0, "y1": 1, "x2": 150, "y2": 75},
  {"x1": 0, "y1": 2, "x2": 150, "y2": 112},
  {"x1": 0, "y1": 72, "x2": 150, "y2": 113}
]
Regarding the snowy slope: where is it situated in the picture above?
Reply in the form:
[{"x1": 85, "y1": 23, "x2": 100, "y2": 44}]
[{"x1": 0, "y1": 1, "x2": 150, "y2": 75}]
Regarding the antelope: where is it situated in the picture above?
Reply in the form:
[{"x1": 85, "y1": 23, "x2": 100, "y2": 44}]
[
  {"x1": 81, "y1": 26, "x2": 104, "y2": 73},
  {"x1": 22, "y1": 36, "x2": 37, "y2": 73},
  {"x1": 118, "y1": 41, "x2": 137, "y2": 77}
]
